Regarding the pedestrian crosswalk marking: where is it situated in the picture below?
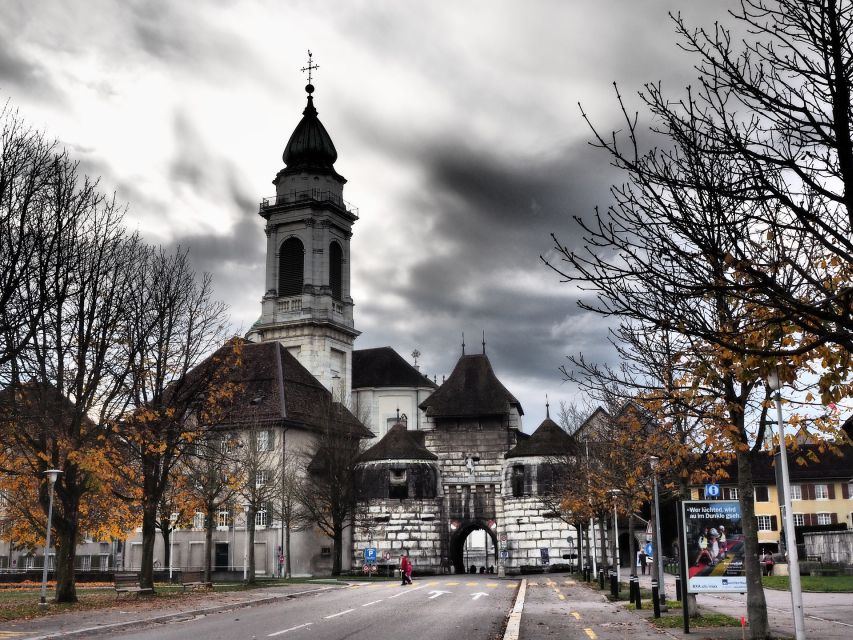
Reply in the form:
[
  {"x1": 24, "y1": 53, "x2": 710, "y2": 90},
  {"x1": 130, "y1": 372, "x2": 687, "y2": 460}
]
[{"x1": 584, "y1": 628, "x2": 597, "y2": 639}]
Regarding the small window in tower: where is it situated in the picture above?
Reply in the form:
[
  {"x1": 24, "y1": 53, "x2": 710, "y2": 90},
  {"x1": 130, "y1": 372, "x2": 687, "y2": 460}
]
[
  {"x1": 329, "y1": 241, "x2": 343, "y2": 300},
  {"x1": 389, "y1": 469, "x2": 408, "y2": 500},
  {"x1": 278, "y1": 237, "x2": 304, "y2": 297},
  {"x1": 511, "y1": 465, "x2": 525, "y2": 498}
]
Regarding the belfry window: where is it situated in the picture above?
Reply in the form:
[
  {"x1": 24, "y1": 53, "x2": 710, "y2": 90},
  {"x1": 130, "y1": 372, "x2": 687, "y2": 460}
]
[
  {"x1": 278, "y1": 237, "x2": 304, "y2": 296},
  {"x1": 329, "y1": 241, "x2": 343, "y2": 300},
  {"x1": 511, "y1": 465, "x2": 525, "y2": 498}
]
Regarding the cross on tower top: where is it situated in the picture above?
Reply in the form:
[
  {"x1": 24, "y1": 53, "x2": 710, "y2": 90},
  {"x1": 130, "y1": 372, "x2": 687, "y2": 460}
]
[{"x1": 301, "y1": 50, "x2": 320, "y2": 90}]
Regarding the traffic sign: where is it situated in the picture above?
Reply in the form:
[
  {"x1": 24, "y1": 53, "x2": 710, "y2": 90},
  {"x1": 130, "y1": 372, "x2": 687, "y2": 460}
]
[
  {"x1": 705, "y1": 483, "x2": 721, "y2": 498},
  {"x1": 645, "y1": 542, "x2": 653, "y2": 556},
  {"x1": 364, "y1": 547, "x2": 377, "y2": 563}
]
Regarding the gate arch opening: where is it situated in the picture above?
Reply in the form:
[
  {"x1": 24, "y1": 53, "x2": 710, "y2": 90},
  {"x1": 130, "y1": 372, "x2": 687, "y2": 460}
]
[{"x1": 449, "y1": 521, "x2": 497, "y2": 574}]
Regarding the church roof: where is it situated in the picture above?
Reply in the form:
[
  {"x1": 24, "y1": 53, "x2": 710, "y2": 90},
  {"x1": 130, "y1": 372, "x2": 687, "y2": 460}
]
[
  {"x1": 418, "y1": 353, "x2": 523, "y2": 418},
  {"x1": 217, "y1": 339, "x2": 372, "y2": 437},
  {"x1": 282, "y1": 86, "x2": 340, "y2": 175},
  {"x1": 352, "y1": 347, "x2": 437, "y2": 390},
  {"x1": 359, "y1": 422, "x2": 438, "y2": 463},
  {"x1": 505, "y1": 417, "x2": 574, "y2": 458}
]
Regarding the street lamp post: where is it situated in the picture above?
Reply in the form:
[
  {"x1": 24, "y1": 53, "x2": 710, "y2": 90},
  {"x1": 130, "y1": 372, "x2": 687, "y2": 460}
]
[
  {"x1": 767, "y1": 370, "x2": 806, "y2": 640},
  {"x1": 242, "y1": 500, "x2": 250, "y2": 582},
  {"x1": 610, "y1": 489, "x2": 621, "y2": 585},
  {"x1": 39, "y1": 469, "x2": 62, "y2": 606},
  {"x1": 168, "y1": 512, "x2": 178, "y2": 582},
  {"x1": 649, "y1": 456, "x2": 666, "y2": 604}
]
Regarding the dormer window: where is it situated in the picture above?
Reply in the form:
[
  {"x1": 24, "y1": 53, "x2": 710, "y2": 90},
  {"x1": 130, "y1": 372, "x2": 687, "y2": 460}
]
[{"x1": 389, "y1": 469, "x2": 408, "y2": 499}]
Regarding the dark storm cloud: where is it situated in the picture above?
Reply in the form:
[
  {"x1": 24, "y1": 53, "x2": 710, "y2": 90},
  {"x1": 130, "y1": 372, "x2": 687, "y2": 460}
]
[{"x1": 0, "y1": 39, "x2": 64, "y2": 104}]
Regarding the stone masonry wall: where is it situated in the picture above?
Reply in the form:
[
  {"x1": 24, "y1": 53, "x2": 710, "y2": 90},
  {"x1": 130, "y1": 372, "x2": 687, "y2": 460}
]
[{"x1": 502, "y1": 496, "x2": 574, "y2": 572}]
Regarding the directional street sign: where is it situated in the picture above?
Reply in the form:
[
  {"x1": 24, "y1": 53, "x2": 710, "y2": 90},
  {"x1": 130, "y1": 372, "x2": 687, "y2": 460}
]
[
  {"x1": 645, "y1": 542, "x2": 654, "y2": 557},
  {"x1": 471, "y1": 592, "x2": 488, "y2": 600}
]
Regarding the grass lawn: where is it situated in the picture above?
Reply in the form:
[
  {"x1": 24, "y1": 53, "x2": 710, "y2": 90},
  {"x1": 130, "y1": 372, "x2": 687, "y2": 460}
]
[
  {"x1": 0, "y1": 578, "x2": 346, "y2": 623},
  {"x1": 651, "y1": 612, "x2": 742, "y2": 629},
  {"x1": 763, "y1": 575, "x2": 853, "y2": 592}
]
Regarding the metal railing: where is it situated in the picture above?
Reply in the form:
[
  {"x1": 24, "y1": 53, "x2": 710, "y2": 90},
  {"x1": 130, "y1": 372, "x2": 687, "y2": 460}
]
[{"x1": 260, "y1": 189, "x2": 358, "y2": 217}]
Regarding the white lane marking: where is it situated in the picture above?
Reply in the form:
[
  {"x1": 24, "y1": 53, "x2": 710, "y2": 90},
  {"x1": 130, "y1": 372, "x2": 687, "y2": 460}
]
[
  {"x1": 324, "y1": 608, "x2": 355, "y2": 619},
  {"x1": 503, "y1": 579, "x2": 527, "y2": 640},
  {"x1": 388, "y1": 584, "x2": 427, "y2": 599},
  {"x1": 268, "y1": 622, "x2": 313, "y2": 637},
  {"x1": 362, "y1": 600, "x2": 383, "y2": 607},
  {"x1": 428, "y1": 590, "x2": 450, "y2": 599},
  {"x1": 471, "y1": 592, "x2": 488, "y2": 600}
]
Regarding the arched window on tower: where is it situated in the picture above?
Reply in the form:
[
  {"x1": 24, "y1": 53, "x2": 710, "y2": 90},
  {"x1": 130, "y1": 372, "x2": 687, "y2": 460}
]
[
  {"x1": 329, "y1": 241, "x2": 343, "y2": 300},
  {"x1": 278, "y1": 237, "x2": 304, "y2": 297}
]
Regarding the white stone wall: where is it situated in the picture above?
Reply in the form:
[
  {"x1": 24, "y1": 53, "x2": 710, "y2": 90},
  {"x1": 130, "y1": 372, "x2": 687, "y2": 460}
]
[
  {"x1": 804, "y1": 530, "x2": 853, "y2": 564},
  {"x1": 502, "y1": 496, "x2": 574, "y2": 571},
  {"x1": 352, "y1": 499, "x2": 445, "y2": 572}
]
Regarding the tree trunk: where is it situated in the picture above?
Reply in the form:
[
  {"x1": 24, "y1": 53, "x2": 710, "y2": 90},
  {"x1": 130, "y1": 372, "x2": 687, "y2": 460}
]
[
  {"x1": 247, "y1": 509, "x2": 256, "y2": 584},
  {"x1": 332, "y1": 527, "x2": 343, "y2": 576},
  {"x1": 628, "y1": 513, "x2": 636, "y2": 577},
  {"x1": 204, "y1": 507, "x2": 214, "y2": 583},
  {"x1": 737, "y1": 449, "x2": 770, "y2": 639},
  {"x1": 285, "y1": 520, "x2": 292, "y2": 579},
  {"x1": 598, "y1": 515, "x2": 608, "y2": 567},
  {"x1": 139, "y1": 501, "x2": 158, "y2": 590},
  {"x1": 54, "y1": 525, "x2": 78, "y2": 603}
]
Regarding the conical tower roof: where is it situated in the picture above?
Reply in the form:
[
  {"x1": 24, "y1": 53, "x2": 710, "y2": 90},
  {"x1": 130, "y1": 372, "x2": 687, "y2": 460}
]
[
  {"x1": 505, "y1": 417, "x2": 574, "y2": 458},
  {"x1": 359, "y1": 423, "x2": 438, "y2": 462},
  {"x1": 419, "y1": 353, "x2": 522, "y2": 418}
]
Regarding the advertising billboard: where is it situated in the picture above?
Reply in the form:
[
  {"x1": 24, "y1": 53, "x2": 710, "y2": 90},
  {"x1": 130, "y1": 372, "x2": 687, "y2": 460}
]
[{"x1": 682, "y1": 500, "x2": 746, "y2": 593}]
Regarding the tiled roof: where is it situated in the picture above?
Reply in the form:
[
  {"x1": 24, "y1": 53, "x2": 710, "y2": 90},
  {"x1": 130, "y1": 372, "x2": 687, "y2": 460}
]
[
  {"x1": 419, "y1": 354, "x2": 522, "y2": 418},
  {"x1": 352, "y1": 347, "x2": 437, "y2": 389},
  {"x1": 505, "y1": 418, "x2": 574, "y2": 458},
  {"x1": 714, "y1": 444, "x2": 853, "y2": 485},
  {"x1": 359, "y1": 423, "x2": 438, "y2": 462},
  {"x1": 215, "y1": 339, "x2": 371, "y2": 437}
]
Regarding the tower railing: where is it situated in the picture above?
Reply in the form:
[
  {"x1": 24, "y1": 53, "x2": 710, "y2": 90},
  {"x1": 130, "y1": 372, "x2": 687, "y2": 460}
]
[{"x1": 259, "y1": 189, "x2": 358, "y2": 217}]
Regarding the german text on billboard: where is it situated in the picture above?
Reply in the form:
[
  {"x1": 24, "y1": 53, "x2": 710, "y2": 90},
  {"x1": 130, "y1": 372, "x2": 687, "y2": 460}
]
[{"x1": 682, "y1": 500, "x2": 746, "y2": 593}]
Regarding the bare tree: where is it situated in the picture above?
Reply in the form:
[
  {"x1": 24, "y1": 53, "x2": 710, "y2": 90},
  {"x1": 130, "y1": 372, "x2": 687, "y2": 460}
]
[
  {"x1": 274, "y1": 448, "x2": 312, "y2": 579},
  {"x1": 234, "y1": 425, "x2": 283, "y2": 584},
  {"x1": 106, "y1": 247, "x2": 233, "y2": 591}
]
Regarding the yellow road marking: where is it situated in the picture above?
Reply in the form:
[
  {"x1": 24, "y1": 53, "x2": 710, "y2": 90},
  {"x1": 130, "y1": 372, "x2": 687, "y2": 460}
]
[
  {"x1": 487, "y1": 582, "x2": 498, "y2": 587},
  {"x1": 506, "y1": 583, "x2": 519, "y2": 589},
  {"x1": 465, "y1": 582, "x2": 477, "y2": 587},
  {"x1": 564, "y1": 580, "x2": 576, "y2": 586},
  {"x1": 528, "y1": 581, "x2": 539, "y2": 586},
  {"x1": 584, "y1": 628, "x2": 597, "y2": 639},
  {"x1": 427, "y1": 581, "x2": 437, "y2": 586},
  {"x1": 368, "y1": 584, "x2": 381, "y2": 589},
  {"x1": 558, "y1": 594, "x2": 565, "y2": 600},
  {"x1": 571, "y1": 612, "x2": 581, "y2": 620},
  {"x1": 0, "y1": 634, "x2": 26, "y2": 639},
  {"x1": 447, "y1": 581, "x2": 459, "y2": 586}
]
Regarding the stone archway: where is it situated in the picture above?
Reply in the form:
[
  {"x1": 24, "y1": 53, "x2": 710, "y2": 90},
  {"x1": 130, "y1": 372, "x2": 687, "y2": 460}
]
[{"x1": 449, "y1": 521, "x2": 498, "y2": 574}]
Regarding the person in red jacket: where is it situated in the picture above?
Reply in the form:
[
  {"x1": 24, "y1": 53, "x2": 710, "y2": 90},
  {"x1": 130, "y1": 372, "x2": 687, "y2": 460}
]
[{"x1": 400, "y1": 552, "x2": 412, "y2": 585}]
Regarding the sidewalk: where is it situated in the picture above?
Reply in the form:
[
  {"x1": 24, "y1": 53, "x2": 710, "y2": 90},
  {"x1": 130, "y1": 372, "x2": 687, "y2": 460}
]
[{"x1": 0, "y1": 582, "x2": 344, "y2": 640}]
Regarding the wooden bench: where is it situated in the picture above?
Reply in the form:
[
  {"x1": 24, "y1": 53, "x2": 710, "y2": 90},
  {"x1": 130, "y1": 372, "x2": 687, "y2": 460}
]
[
  {"x1": 180, "y1": 569, "x2": 212, "y2": 591},
  {"x1": 113, "y1": 572, "x2": 153, "y2": 595}
]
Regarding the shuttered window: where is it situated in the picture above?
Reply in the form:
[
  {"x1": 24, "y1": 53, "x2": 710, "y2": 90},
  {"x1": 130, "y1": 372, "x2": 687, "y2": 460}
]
[
  {"x1": 329, "y1": 241, "x2": 343, "y2": 300},
  {"x1": 278, "y1": 237, "x2": 304, "y2": 296}
]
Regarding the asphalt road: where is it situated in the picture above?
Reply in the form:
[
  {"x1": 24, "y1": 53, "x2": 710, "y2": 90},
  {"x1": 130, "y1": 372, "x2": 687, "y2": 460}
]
[{"x1": 94, "y1": 576, "x2": 519, "y2": 640}]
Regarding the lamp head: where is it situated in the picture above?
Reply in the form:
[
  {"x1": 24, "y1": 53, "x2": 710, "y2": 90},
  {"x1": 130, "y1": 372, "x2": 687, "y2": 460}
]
[
  {"x1": 649, "y1": 455, "x2": 659, "y2": 470},
  {"x1": 766, "y1": 369, "x2": 781, "y2": 391},
  {"x1": 44, "y1": 469, "x2": 62, "y2": 484}
]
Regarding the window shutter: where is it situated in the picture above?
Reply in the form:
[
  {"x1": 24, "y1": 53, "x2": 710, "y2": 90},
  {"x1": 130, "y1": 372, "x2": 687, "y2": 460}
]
[
  {"x1": 723, "y1": 487, "x2": 732, "y2": 500},
  {"x1": 828, "y1": 484, "x2": 836, "y2": 499},
  {"x1": 831, "y1": 513, "x2": 838, "y2": 524},
  {"x1": 805, "y1": 513, "x2": 815, "y2": 526},
  {"x1": 755, "y1": 486, "x2": 769, "y2": 502},
  {"x1": 770, "y1": 515, "x2": 778, "y2": 531},
  {"x1": 843, "y1": 483, "x2": 850, "y2": 499},
  {"x1": 753, "y1": 516, "x2": 758, "y2": 531},
  {"x1": 278, "y1": 237, "x2": 304, "y2": 296},
  {"x1": 802, "y1": 484, "x2": 813, "y2": 500}
]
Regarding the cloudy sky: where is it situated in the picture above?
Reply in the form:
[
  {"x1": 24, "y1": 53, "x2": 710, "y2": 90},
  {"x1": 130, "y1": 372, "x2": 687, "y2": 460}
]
[{"x1": 2, "y1": 0, "x2": 738, "y2": 432}]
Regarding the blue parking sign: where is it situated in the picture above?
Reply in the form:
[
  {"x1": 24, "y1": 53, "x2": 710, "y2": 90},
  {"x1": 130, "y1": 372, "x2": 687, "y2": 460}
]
[{"x1": 364, "y1": 547, "x2": 377, "y2": 563}]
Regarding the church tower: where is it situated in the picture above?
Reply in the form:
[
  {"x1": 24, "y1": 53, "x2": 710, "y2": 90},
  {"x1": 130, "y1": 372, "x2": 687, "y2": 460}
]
[{"x1": 248, "y1": 55, "x2": 358, "y2": 400}]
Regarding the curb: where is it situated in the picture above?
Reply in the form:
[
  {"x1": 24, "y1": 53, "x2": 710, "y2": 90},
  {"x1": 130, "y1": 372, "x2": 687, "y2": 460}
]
[
  {"x1": 503, "y1": 578, "x2": 527, "y2": 640},
  {"x1": 19, "y1": 585, "x2": 341, "y2": 640}
]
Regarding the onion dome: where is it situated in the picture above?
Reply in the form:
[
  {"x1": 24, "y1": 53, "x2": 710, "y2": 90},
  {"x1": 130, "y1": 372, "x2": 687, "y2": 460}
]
[{"x1": 282, "y1": 83, "x2": 338, "y2": 171}]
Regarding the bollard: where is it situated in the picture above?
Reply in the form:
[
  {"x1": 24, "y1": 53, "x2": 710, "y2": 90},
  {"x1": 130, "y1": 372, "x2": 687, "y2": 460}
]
[
  {"x1": 610, "y1": 571, "x2": 618, "y2": 598},
  {"x1": 651, "y1": 579, "x2": 661, "y2": 618},
  {"x1": 599, "y1": 569, "x2": 605, "y2": 590},
  {"x1": 674, "y1": 575, "x2": 681, "y2": 601},
  {"x1": 631, "y1": 575, "x2": 641, "y2": 609}
]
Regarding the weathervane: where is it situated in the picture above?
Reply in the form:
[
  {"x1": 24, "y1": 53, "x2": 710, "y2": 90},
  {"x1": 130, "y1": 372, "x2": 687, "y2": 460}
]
[{"x1": 301, "y1": 50, "x2": 319, "y2": 86}]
